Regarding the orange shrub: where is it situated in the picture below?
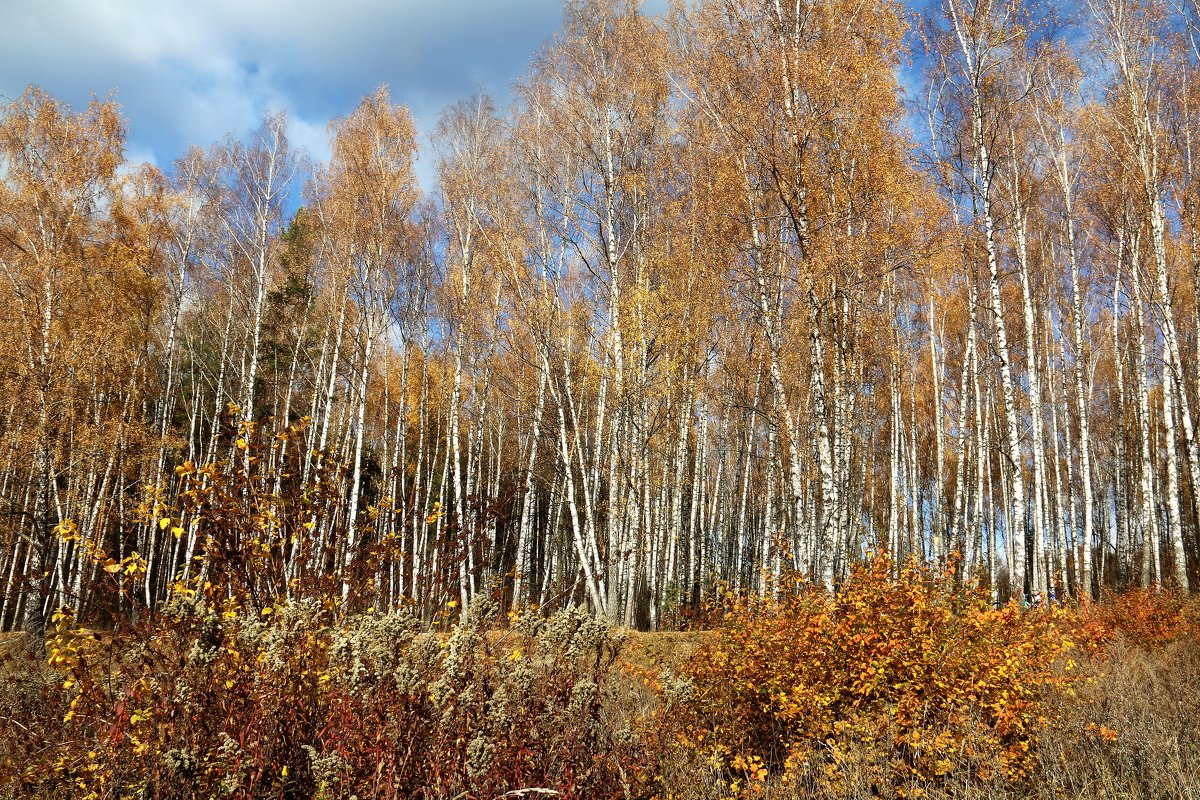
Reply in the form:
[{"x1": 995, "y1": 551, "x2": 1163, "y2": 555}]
[
  {"x1": 671, "y1": 558, "x2": 1076, "y2": 796},
  {"x1": 1066, "y1": 587, "x2": 1199, "y2": 656}
]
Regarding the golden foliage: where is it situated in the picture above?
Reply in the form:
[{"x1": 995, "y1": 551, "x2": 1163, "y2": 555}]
[{"x1": 671, "y1": 559, "x2": 1076, "y2": 795}]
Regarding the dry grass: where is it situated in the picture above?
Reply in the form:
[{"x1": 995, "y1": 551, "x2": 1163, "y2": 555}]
[
  {"x1": 1036, "y1": 636, "x2": 1200, "y2": 800},
  {"x1": 619, "y1": 629, "x2": 709, "y2": 671}
]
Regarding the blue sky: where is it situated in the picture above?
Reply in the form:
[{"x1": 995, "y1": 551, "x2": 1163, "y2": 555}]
[{"x1": 0, "y1": 0, "x2": 634, "y2": 188}]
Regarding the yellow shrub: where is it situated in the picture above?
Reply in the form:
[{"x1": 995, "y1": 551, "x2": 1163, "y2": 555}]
[{"x1": 673, "y1": 558, "x2": 1075, "y2": 796}]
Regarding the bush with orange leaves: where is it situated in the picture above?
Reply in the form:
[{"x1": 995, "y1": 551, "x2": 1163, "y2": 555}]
[
  {"x1": 1066, "y1": 586, "x2": 1200, "y2": 657},
  {"x1": 668, "y1": 558, "x2": 1076, "y2": 797}
]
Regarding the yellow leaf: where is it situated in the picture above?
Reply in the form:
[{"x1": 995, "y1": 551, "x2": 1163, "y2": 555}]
[
  {"x1": 103, "y1": 563, "x2": 122, "y2": 574},
  {"x1": 158, "y1": 517, "x2": 170, "y2": 530}
]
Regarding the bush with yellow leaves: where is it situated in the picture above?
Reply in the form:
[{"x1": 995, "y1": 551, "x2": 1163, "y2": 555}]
[{"x1": 668, "y1": 558, "x2": 1076, "y2": 798}]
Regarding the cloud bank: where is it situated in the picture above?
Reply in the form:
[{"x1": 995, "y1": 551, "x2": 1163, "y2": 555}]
[{"x1": 0, "y1": 0, "x2": 571, "y2": 185}]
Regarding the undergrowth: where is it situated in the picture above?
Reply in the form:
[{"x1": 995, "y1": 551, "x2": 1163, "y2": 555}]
[
  {"x1": 1, "y1": 596, "x2": 651, "y2": 799},
  {"x1": 2, "y1": 560, "x2": 1199, "y2": 799}
]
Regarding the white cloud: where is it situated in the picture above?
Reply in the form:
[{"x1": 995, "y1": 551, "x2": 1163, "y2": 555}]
[
  {"x1": 0, "y1": 0, "x2": 566, "y2": 188},
  {"x1": 287, "y1": 113, "x2": 331, "y2": 169}
]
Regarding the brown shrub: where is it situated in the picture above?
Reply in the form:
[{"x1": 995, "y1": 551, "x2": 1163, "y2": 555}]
[{"x1": 0, "y1": 598, "x2": 655, "y2": 799}]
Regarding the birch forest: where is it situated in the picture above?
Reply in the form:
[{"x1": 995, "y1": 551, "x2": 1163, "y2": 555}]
[{"x1": 5, "y1": 0, "x2": 1200, "y2": 640}]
